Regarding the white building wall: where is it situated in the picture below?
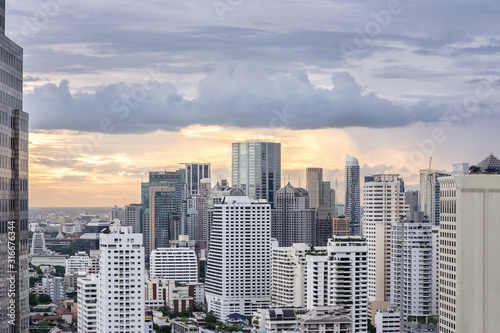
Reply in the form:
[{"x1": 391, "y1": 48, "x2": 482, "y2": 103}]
[
  {"x1": 205, "y1": 196, "x2": 271, "y2": 320},
  {"x1": 66, "y1": 252, "x2": 90, "y2": 274},
  {"x1": 150, "y1": 247, "x2": 198, "y2": 284},
  {"x1": 77, "y1": 275, "x2": 98, "y2": 333},
  {"x1": 97, "y1": 226, "x2": 145, "y2": 333}
]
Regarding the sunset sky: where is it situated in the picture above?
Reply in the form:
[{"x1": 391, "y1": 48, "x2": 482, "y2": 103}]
[{"x1": 8, "y1": 0, "x2": 500, "y2": 207}]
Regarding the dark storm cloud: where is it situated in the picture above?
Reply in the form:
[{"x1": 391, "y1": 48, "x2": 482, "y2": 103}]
[{"x1": 25, "y1": 68, "x2": 446, "y2": 133}]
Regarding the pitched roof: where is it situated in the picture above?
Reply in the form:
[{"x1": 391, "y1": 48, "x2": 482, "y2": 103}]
[{"x1": 478, "y1": 154, "x2": 500, "y2": 171}]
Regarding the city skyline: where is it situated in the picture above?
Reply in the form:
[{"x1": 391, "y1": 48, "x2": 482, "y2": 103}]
[{"x1": 5, "y1": 1, "x2": 499, "y2": 207}]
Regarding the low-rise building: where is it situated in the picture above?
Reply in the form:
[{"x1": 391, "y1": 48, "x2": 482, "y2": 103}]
[{"x1": 145, "y1": 279, "x2": 194, "y2": 312}]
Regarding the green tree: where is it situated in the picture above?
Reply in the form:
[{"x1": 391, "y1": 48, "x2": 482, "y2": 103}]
[
  {"x1": 54, "y1": 265, "x2": 65, "y2": 277},
  {"x1": 29, "y1": 293, "x2": 38, "y2": 307},
  {"x1": 38, "y1": 294, "x2": 52, "y2": 304},
  {"x1": 368, "y1": 319, "x2": 376, "y2": 333},
  {"x1": 206, "y1": 310, "x2": 217, "y2": 324},
  {"x1": 30, "y1": 277, "x2": 41, "y2": 288}
]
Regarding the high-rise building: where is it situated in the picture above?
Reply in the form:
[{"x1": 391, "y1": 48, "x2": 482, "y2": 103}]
[
  {"x1": 271, "y1": 243, "x2": 309, "y2": 307},
  {"x1": 272, "y1": 183, "x2": 316, "y2": 247},
  {"x1": 345, "y1": 155, "x2": 360, "y2": 235},
  {"x1": 97, "y1": 226, "x2": 145, "y2": 333},
  {"x1": 77, "y1": 274, "x2": 98, "y2": 333},
  {"x1": 306, "y1": 168, "x2": 323, "y2": 209},
  {"x1": 66, "y1": 252, "x2": 90, "y2": 274},
  {"x1": 315, "y1": 205, "x2": 333, "y2": 246},
  {"x1": 183, "y1": 163, "x2": 211, "y2": 196},
  {"x1": 195, "y1": 178, "x2": 211, "y2": 242},
  {"x1": 332, "y1": 217, "x2": 350, "y2": 236},
  {"x1": 124, "y1": 204, "x2": 141, "y2": 234},
  {"x1": 231, "y1": 142, "x2": 281, "y2": 207},
  {"x1": 438, "y1": 154, "x2": 500, "y2": 333},
  {"x1": 390, "y1": 212, "x2": 438, "y2": 332},
  {"x1": 405, "y1": 190, "x2": 419, "y2": 213},
  {"x1": 419, "y1": 169, "x2": 451, "y2": 226},
  {"x1": 31, "y1": 230, "x2": 47, "y2": 255},
  {"x1": 0, "y1": 2, "x2": 29, "y2": 331},
  {"x1": 321, "y1": 181, "x2": 336, "y2": 215},
  {"x1": 363, "y1": 174, "x2": 407, "y2": 322},
  {"x1": 110, "y1": 205, "x2": 124, "y2": 222},
  {"x1": 304, "y1": 237, "x2": 368, "y2": 333},
  {"x1": 150, "y1": 247, "x2": 198, "y2": 284},
  {"x1": 205, "y1": 196, "x2": 271, "y2": 319}
]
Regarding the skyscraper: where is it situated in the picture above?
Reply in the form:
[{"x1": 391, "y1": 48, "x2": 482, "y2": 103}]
[
  {"x1": 438, "y1": 154, "x2": 500, "y2": 333},
  {"x1": 306, "y1": 168, "x2": 323, "y2": 209},
  {"x1": 390, "y1": 212, "x2": 438, "y2": 331},
  {"x1": 272, "y1": 183, "x2": 316, "y2": 247},
  {"x1": 97, "y1": 226, "x2": 145, "y2": 333},
  {"x1": 232, "y1": 142, "x2": 281, "y2": 207},
  {"x1": 344, "y1": 155, "x2": 360, "y2": 235},
  {"x1": 183, "y1": 163, "x2": 211, "y2": 196},
  {"x1": 363, "y1": 174, "x2": 407, "y2": 322},
  {"x1": 205, "y1": 196, "x2": 271, "y2": 319},
  {"x1": 0, "y1": 2, "x2": 29, "y2": 331},
  {"x1": 124, "y1": 203, "x2": 141, "y2": 233},
  {"x1": 419, "y1": 169, "x2": 451, "y2": 226}
]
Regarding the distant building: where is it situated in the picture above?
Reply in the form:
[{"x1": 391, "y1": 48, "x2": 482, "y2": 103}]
[
  {"x1": 183, "y1": 163, "x2": 211, "y2": 196},
  {"x1": 306, "y1": 168, "x2": 323, "y2": 209},
  {"x1": 374, "y1": 308, "x2": 400, "y2": 333},
  {"x1": 41, "y1": 277, "x2": 66, "y2": 302},
  {"x1": 66, "y1": 252, "x2": 90, "y2": 274},
  {"x1": 332, "y1": 217, "x2": 350, "y2": 236},
  {"x1": 31, "y1": 230, "x2": 48, "y2": 255},
  {"x1": 345, "y1": 155, "x2": 360, "y2": 235},
  {"x1": 124, "y1": 203, "x2": 142, "y2": 233},
  {"x1": 419, "y1": 169, "x2": 451, "y2": 226},
  {"x1": 315, "y1": 205, "x2": 333, "y2": 246},
  {"x1": 298, "y1": 306, "x2": 353, "y2": 333},
  {"x1": 232, "y1": 142, "x2": 281, "y2": 207},
  {"x1": 150, "y1": 247, "x2": 198, "y2": 284},
  {"x1": 405, "y1": 190, "x2": 419, "y2": 213},
  {"x1": 77, "y1": 274, "x2": 98, "y2": 333},
  {"x1": 145, "y1": 279, "x2": 194, "y2": 312},
  {"x1": 272, "y1": 183, "x2": 316, "y2": 247}
]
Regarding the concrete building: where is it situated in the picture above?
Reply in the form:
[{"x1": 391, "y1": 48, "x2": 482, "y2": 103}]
[
  {"x1": 86, "y1": 250, "x2": 100, "y2": 275},
  {"x1": 321, "y1": 181, "x2": 336, "y2": 216},
  {"x1": 271, "y1": 243, "x2": 309, "y2": 307},
  {"x1": 150, "y1": 247, "x2": 198, "y2": 284},
  {"x1": 124, "y1": 203, "x2": 142, "y2": 233},
  {"x1": 66, "y1": 251, "x2": 90, "y2": 274},
  {"x1": 363, "y1": 174, "x2": 407, "y2": 322},
  {"x1": 405, "y1": 190, "x2": 419, "y2": 213},
  {"x1": 307, "y1": 168, "x2": 323, "y2": 209},
  {"x1": 298, "y1": 306, "x2": 353, "y2": 333},
  {"x1": 419, "y1": 169, "x2": 451, "y2": 226},
  {"x1": 97, "y1": 226, "x2": 145, "y2": 333},
  {"x1": 31, "y1": 230, "x2": 48, "y2": 255},
  {"x1": 345, "y1": 155, "x2": 361, "y2": 235},
  {"x1": 438, "y1": 154, "x2": 500, "y2": 333},
  {"x1": 145, "y1": 279, "x2": 194, "y2": 312},
  {"x1": 252, "y1": 307, "x2": 308, "y2": 333},
  {"x1": 205, "y1": 196, "x2": 271, "y2": 319},
  {"x1": 77, "y1": 274, "x2": 98, "y2": 333},
  {"x1": 316, "y1": 205, "x2": 334, "y2": 246},
  {"x1": 390, "y1": 212, "x2": 437, "y2": 332},
  {"x1": 31, "y1": 254, "x2": 68, "y2": 267},
  {"x1": 41, "y1": 277, "x2": 66, "y2": 302},
  {"x1": 232, "y1": 142, "x2": 281, "y2": 207},
  {"x1": 0, "y1": 2, "x2": 29, "y2": 329},
  {"x1": 272, "y1": 183, "x2": 316, "y2": 247},
  {"x1": 183, "y1": 163, "x2": 211, "y2": 196},
  {"x1": 374, "y1": 308, "x2": 400, "y2": 333},
  {"x1": 111, "y1": 205, "x2": 124, "y2": 222}
]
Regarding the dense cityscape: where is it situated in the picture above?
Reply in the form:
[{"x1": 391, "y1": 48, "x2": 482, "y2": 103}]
[{"x1": 1, "y1": 1, "x2": 500, "y2": 333}]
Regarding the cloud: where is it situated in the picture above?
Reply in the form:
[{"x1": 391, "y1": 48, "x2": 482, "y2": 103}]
[{"x1": 25, "y1": 67, "x2": 448, "y2": 133}]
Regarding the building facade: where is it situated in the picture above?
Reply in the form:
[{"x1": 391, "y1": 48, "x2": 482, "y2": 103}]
[
  {"x1": 97, "y1": 227, "x2": 145, "y2": 333},
  {"x1": 0, "y1": 2, "x2": 29, "y2": 330},
  {"x1": 419, "y1": 169, "x2": 451, "y2": 226},
  {"x1": 205, "y1": 196, "x2": 271, "y2": 319},
  {"x1": 363, "y1": 174, "x2": 407, "y2": 322},
  {"x1": 344, "y1": 155, "x2": 360, "y2": 235},
  {"x1": 150, "y1": 247, "x2": 198, "y2": 284},
  {"x1": 438, "y1": 155, "x2": 500, "y2": 333},
  {"x1": 77, "y1": 275, "x2": 98, "y2": 333},
  {"x1": 124, "y1": 204, "x2": 142, "y2": 234},
  {"x1": 306, "y1": 168, "x2": 323, "y2": 209},
  {"x1": 231, "y1": 142, "x2": 281, "y2": 207}
]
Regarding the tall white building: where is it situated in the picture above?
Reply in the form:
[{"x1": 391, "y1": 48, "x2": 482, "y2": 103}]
[
  {"x1": 363, "y1": 174, "x2": 407, "y2": 321},
  {"x1": 31, "y1": 230, "x2": 47, "y2": 255},
  {"x1": 97, "y1": 226, "x2": 145, "y2": 333},
  {"x1": 66, "y1": 251, "x2": 90, "y2": 274},
  {"x1": 150, "y1": 247, "x2": 198, "y2": 284},
  {"x1": 77, "y1": 274, "x2": 98, "y2": 333},
  {"x1": 205, "y1": 196, "x2": 271, "y2": 319},
  {"x1": 390, "y1": 212, "x2": 438, "y2": 331},
  {"x1": 271, "y1": 243, "x2": 309, "y2": 307},
  {"x1": 438, "y1": 154, "x2": 500, "y2": 333}
]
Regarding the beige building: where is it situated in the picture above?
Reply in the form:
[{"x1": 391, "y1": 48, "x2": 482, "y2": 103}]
[
  {"x1": 145, "y1": 279, "x2": 194, "y2": 312},
  {"x1": 306, "y1": 168, "x2": 323, "y2": 209},
  {"x1": 363, "y1": 174, "x2": 407, "y2": 323},
  {"x1": 332, "y1": 217, "x2": 350, "y2": 236},
  {"x1": 438, "y1": 154, "x2": 500, "y2": 333}
]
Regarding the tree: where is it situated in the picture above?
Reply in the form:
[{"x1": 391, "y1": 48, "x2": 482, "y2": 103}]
[
  {"x1": 367, "y1": 319, "x2": 376, "y2": 333},
  {"x1": 38, "y1": 294, "x2": 52, "y2": 304},
  {"x1": 29, "y1": 293, "x2": 38, "y2": 307},
  {"x1": 206, "y1": 310, "x2": 217, "y2": 324},
  {"x1": 30, "y1": 277, "x2": 41, "y2": 288},
  {"x1": 54, "y1": 265, "x2": 65, "y2": 277}
]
